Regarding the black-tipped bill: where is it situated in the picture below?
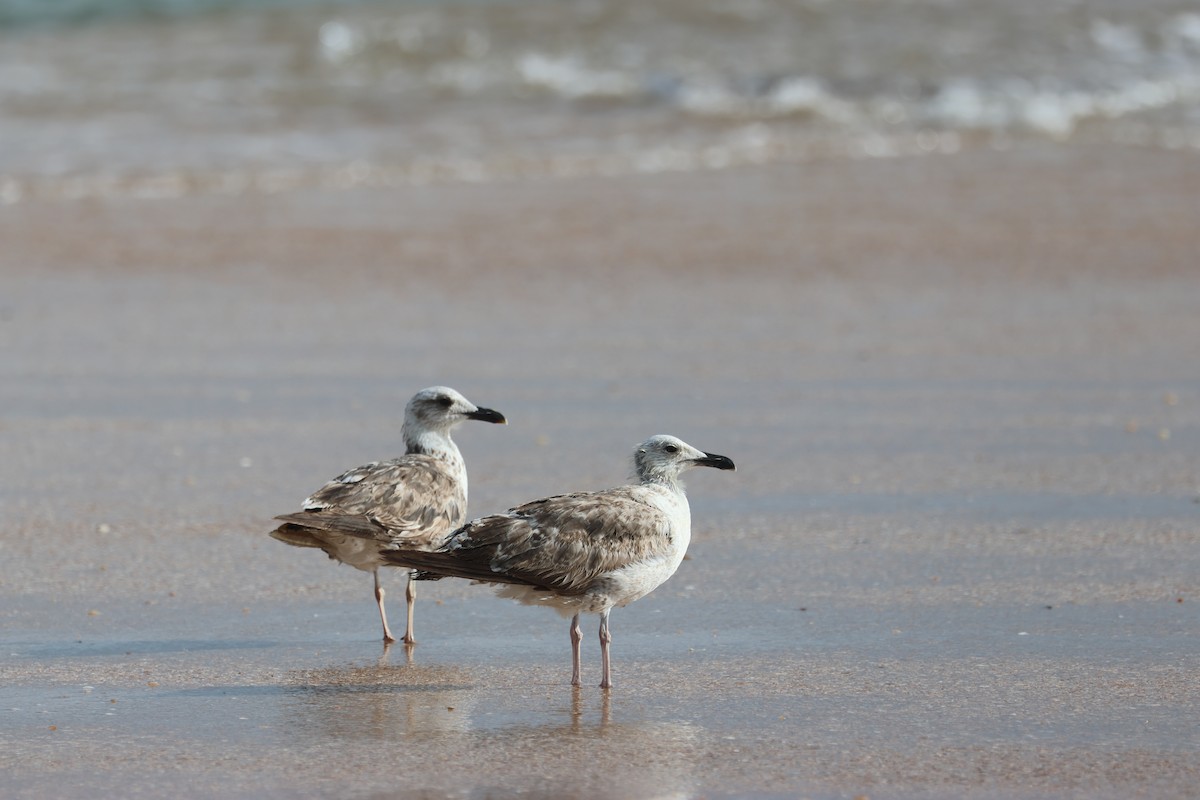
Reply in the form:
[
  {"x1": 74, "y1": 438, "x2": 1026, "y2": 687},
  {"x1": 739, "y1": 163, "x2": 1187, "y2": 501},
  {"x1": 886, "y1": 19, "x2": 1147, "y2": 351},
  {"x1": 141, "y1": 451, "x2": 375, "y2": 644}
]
[
  {"x1": 695, "y1": 452, "x2": 736, "y2": 471},
  {"x1": 466, "y1": 407, "x2": 507, "y2": 424}
]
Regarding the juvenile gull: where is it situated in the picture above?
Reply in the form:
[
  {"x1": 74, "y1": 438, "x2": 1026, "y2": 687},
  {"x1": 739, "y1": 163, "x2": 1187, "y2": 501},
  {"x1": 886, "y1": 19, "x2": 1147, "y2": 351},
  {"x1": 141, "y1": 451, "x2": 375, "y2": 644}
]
[
  {"x1": 370, "y1": 434, "x2": 734, "y2": 688},
  {"x1": 270, "y1": 386, "x2": 506, "y2": 643}
]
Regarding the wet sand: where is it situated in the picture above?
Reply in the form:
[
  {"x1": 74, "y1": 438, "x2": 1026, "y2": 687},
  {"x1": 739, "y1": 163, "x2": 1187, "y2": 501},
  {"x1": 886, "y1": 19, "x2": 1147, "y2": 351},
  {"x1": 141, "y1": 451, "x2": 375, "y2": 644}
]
[{"x1": 2, "y1": 144, "x2": 1199, "y2": 798}]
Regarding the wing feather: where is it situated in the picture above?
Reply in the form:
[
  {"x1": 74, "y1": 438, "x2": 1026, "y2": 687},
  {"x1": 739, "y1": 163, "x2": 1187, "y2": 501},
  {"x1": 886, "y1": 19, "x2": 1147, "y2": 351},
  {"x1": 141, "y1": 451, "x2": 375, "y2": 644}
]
[
  {"x1": 289, "y1": 455, "x2": 466, "y2": 544},
  {"x1": 272, "y1": 512, "x2": 389, "y2": 541},
  {"x1": 382, "y1": 487, "x2": 673, "y2": 595}
]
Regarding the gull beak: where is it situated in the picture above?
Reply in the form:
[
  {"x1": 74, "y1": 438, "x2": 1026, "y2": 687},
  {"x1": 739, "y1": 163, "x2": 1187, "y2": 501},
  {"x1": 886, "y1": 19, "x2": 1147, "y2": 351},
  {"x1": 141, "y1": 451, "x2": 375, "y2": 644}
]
[
  {"x1": 694, "y1": 451, "x2": 735, "y2": 471},
  {"x1": 466, "y1": 407, "x2": 507, "y2": 424}
]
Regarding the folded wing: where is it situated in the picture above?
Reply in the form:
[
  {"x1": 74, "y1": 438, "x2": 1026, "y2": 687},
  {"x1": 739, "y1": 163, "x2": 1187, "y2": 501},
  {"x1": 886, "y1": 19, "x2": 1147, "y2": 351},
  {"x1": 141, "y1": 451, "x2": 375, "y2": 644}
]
[
  {"x1": 383, "y1": 487, "x2": 674, "y2": 595},
  {"x1": 273, "y1": 455, "x2": 466, "y2": 546}
]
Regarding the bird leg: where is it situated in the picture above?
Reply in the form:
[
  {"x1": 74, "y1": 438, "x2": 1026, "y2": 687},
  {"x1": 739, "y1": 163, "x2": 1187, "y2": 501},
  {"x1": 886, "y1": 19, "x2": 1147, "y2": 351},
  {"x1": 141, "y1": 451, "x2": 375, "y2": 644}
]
[
  {"x1": 569, "y1": 613, "x2": 583, "y2": 687},
  {"x1": 374, "y1": 569, "x2": 397, "y2": 644},
  {"x1": 402, "y1": 571, "x2": 418, "y2": 644},
  {"x1": 598, "y1": 609, "x2": 613, "y2": 690}
]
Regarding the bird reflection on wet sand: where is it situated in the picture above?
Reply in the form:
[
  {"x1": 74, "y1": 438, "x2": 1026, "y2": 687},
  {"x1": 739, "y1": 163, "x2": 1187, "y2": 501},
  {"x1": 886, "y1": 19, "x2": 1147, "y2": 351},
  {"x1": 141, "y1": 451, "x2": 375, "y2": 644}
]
[
  {"x1": 279, "y1": 659, "x2": 701, "y2": 797},
  {"x1": 283, "y1": 661, "x2": 478, "y2": 740},
  {"x1": 570, "y1": 685, "x2": 611, "y2": 729},
  {"x1": 377, "y1": 640, "x2": 415, "y2": 667}
]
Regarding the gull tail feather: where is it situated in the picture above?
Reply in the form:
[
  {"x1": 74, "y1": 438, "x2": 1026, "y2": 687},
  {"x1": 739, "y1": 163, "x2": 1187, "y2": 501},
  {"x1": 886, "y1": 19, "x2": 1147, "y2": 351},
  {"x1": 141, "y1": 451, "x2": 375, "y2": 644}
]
[
  {"x1": 271, "y1": 511, "x2": 390, "y2": 541},
  {"x1": 381, "y1": 549, "x2": 538, "y2": 588},
  {"x1": 269, "y1": 524, "x2": 328, "y2": 549}
]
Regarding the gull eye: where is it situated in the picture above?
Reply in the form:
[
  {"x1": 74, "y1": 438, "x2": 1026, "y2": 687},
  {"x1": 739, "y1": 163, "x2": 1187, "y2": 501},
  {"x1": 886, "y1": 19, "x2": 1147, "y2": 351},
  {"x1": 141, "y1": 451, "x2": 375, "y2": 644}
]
[
  {"x1": 437, "y1": 396, "x2": 454, "y2": 408},
  {"x1": 663, "y1": 443, "x2": 679, "y2": 454}
]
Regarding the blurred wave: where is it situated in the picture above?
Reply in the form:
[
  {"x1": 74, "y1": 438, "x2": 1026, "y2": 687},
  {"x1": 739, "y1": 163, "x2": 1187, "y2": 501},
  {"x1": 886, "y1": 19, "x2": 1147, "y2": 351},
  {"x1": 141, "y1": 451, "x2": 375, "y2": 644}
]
[
  {"x1": 2, "y1": 0, "x2": 1198, "y2": 201},
  {"x1": 0, "y1": 0, "x2": 348, "y2": 28}
]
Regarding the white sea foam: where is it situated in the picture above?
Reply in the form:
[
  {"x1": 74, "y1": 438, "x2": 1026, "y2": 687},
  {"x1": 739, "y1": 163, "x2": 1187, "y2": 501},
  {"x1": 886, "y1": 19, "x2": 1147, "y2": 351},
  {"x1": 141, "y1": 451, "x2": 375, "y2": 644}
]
[{"x1": 2, "y1": 0, "x2": 1198, "y2": 197}]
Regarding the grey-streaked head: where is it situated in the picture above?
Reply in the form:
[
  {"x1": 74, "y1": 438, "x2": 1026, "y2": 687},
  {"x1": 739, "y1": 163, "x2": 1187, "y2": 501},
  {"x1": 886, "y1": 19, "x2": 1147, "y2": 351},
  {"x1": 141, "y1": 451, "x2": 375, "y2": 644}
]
[
  {"x1": 633, "y1": 434, "x2": 735, "y2": 486},
  {"x1": 403, "y1": 386, "x2": 507, "y2": 437}
]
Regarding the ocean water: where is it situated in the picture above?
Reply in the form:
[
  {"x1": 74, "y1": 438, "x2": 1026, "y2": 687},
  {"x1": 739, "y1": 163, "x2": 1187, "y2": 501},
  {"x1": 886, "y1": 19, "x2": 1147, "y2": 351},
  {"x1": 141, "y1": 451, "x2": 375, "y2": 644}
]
[{"x1": 2, "y1": 0, "x2": 1199, "y2": 202}]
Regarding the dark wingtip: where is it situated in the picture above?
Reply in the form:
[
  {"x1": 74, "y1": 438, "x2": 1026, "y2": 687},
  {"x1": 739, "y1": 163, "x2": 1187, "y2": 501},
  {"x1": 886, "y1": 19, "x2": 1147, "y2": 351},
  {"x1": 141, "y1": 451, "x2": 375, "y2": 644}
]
[
  {"x1": 696, "y1": 452, "x2": 736, "y2": 471},
  {"x1": 467, "y1": 407, "x2": 507, "y2": 425}
]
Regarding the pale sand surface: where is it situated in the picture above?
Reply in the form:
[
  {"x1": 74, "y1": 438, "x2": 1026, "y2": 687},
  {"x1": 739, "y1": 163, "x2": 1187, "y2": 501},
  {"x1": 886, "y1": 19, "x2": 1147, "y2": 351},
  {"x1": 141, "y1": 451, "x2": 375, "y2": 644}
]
[{"x1": 1, "y1": 145, "x2": 1199, "y2": 798}]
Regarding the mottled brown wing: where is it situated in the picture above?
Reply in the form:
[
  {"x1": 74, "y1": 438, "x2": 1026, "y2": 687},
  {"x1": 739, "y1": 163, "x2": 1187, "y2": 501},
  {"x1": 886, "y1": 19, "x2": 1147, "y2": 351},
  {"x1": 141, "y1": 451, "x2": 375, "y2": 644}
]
[
  {"x1": 272, "y1": 512, "x2": 389, "y2": 541},
  {"x1": 385, "y1": 487, "x2": 674, "y2": 595},
  {"x1": 291, "y1": 455, "x2": 467, "y2": 541}
]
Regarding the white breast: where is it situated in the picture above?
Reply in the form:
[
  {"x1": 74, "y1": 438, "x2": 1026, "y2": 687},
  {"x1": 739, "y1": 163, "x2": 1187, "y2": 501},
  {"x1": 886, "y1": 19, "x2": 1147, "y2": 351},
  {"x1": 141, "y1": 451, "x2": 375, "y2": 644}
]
[
  {"x1": 493, "y1": 483, "x2": 694, "y2": 616},
  {"x1": 593, "y1": 484, "x2": 692, "y2": 610}
]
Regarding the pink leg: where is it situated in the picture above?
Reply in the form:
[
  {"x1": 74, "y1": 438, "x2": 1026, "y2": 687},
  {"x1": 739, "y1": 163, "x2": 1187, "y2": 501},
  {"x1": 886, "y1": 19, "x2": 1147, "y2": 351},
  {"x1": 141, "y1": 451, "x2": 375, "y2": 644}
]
[
  {"x1": 402, "y1": 572, "x2": 417, "y2": 644},
  {"x1": 374, "y1": 569, "x2": 396, "y2": 643},
  {"x1": 598, "y1": 609, "x2": 613, "y2": 690},
  {"x1": 569, "y1": 614, "x2": 583, "y2": 687}
]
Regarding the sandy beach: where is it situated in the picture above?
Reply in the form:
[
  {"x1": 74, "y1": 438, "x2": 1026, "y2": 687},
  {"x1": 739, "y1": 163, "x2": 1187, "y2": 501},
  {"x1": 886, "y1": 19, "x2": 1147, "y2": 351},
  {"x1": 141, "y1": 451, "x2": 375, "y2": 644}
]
[{"x1": 2, "y1": 143, "x2": 1199, "y2": 798}]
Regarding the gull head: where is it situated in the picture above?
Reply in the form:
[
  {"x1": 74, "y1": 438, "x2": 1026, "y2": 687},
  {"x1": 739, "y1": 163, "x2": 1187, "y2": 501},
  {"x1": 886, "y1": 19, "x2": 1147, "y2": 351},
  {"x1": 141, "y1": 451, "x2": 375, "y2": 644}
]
[
  {"x1": 633, "y1": 434, "x2": 735, "y2": 487},
  {"x1": 404, "y1": 386, "x2": 507, "y2": 438}
]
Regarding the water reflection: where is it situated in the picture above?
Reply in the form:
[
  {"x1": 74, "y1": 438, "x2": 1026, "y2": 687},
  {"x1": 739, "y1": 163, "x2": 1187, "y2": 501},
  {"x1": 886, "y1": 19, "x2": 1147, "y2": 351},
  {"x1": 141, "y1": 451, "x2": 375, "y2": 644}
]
[
  {"x1": 569, "y1": 685, "x2": 611, "y2": 728},
  {"x1": 283, "y1": 661, "x2": 478, "y2": 740},
  {"x1": 377, "y1": 640, "x2": 415, "y2": 667},
  {"x1": 279, "y1": 657, "x2": 703, "y2": 798}
]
